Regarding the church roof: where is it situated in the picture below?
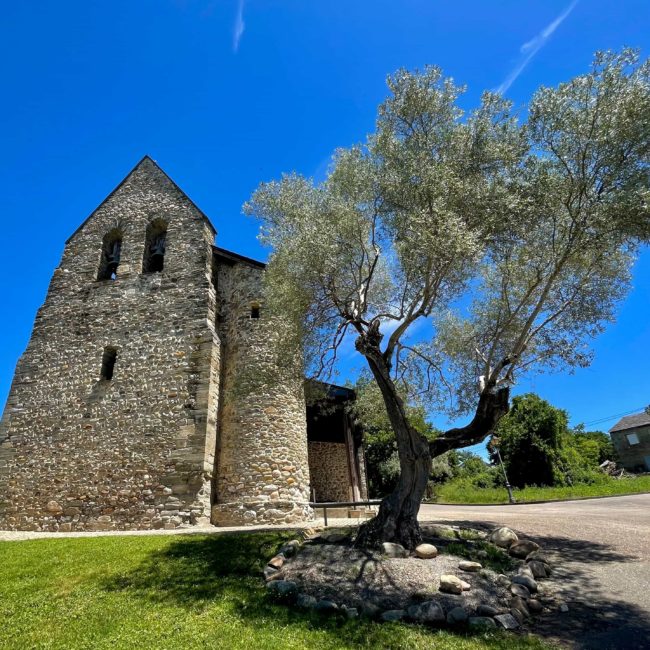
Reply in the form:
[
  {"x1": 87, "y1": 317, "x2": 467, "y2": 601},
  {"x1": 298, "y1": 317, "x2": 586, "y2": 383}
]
[
  {"x1": 609, "y1": 411, "x2": 650, "y2": 433},
  {"x1": 66, "y1": 155, "x2": 216, "y2": 244},
  {"x1": 213, "y1": 246, "x2": 266, "y2": 269}
]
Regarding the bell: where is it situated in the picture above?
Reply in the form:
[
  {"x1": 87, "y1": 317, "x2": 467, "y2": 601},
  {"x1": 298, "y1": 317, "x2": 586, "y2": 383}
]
[
  {"x1": 150, "y1": 234, "x2": 166, "y2": 257},
  {"x1": 147, "y1": 233, "x2": 166, "y2": 272},
  {"x1": 107, "y1": 240, "x2": 122, "y2": 264}
]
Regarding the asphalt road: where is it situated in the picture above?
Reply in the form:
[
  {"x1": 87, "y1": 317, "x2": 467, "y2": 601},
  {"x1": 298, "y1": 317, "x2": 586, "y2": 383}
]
[{"x1": 419, "y1": 494, "x2": 650, "y2": 649}]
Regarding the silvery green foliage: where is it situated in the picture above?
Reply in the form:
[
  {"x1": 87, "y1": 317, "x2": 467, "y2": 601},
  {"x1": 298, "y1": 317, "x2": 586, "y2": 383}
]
[
  {"x1": 245, "y1": 51, "x2": 649, "y2": 419},
  {"x1": 438, "y1": 49, "x2": 648, "y2": 414}
]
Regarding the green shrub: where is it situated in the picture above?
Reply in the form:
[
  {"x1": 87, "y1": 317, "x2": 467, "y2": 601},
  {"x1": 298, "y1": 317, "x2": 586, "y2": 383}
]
[
  {"x1": 434, "y1": 475, "x2": 650, "y2": 504},
  {"x1": 491, "y1": 394, "x2": 569, "y2": 488},
  {"x1": 490, "y1": 393, "x2": 616, "y2": 489}
]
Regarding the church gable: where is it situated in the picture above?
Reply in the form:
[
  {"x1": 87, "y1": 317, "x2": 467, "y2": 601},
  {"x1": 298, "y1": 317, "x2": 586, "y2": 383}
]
[
  {"x1": 60, "y1": 157, "x2": 216, "y2": 285},
  {"x1": 66, "y1": 155, "x2": 216, "y2": 245}
]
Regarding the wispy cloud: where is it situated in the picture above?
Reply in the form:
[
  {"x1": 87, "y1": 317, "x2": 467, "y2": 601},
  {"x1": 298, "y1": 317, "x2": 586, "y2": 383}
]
[
  {"x1": 495, "y1": 0, "x2": 578, "y2": 95},
  {"x1": 233, "y1": 0, "x2": 246, "y2": 53},
  {"x1": 312, "y1": 152, "x2": 335, "y2": 183}
]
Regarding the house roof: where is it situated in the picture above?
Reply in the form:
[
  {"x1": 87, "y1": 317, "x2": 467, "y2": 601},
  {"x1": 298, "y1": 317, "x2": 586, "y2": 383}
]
[
  {"x1": 66, "y1": 155, "x2": 216, "y2": 244},
  {"x1": 609, "y1": 412, "x2": 650, "y2": 433}
]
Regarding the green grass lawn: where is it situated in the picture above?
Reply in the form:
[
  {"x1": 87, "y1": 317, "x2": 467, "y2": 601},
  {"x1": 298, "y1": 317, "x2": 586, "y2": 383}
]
[
  {"x1": 433, "y1": 475, "x2": 650, "y2": 505},
  {"x1": 0, "y1": 531, "x2": 550, "y2": 650}
]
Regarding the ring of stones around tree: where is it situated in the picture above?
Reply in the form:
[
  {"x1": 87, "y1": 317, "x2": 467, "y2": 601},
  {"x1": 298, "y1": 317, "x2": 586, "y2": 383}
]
[{"x1": 263, "y1": 524, "x2": 563, "y2": 634}]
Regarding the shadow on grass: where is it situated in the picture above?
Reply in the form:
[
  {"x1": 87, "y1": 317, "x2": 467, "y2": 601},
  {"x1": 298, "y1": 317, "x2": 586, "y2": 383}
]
[
  {"x1": 100, "y1": 531, "x2": 541, "y2": 649},
  {"x1": 103, "y1": 531, "x2": 288, "y2": 605}
]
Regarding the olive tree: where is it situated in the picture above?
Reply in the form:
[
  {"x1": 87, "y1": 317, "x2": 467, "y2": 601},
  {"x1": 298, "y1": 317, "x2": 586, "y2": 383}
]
[{"x1": 245, "y1": 50, "x2": 650, "y2": 549}]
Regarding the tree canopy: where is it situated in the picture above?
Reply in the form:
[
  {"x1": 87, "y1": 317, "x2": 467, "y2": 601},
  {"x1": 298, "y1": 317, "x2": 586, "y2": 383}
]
[{"x1": 245, "y1": 49, "x2": 650, "y2": 548}]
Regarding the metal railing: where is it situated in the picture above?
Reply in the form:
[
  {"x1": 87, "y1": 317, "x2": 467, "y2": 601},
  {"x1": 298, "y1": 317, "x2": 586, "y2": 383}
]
[{"x1": 309, "y1": 500, "x2": 383, "y2": 527}]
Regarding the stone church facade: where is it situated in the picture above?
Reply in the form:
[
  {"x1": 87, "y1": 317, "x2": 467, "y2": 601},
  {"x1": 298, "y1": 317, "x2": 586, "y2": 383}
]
[{"x1": 0, "y1": 157, "x2": 367, "y2": 532}]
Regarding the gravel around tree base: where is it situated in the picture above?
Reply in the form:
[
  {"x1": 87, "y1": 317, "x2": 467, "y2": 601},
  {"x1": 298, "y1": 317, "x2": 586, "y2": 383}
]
[{"x1": 281, "y1": 539, "x2": 511, "y2": 613}]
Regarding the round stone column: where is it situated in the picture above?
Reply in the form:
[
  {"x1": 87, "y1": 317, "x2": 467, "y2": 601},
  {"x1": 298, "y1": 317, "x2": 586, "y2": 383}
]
[{"x1": 211, "y1": 261, "x2": 313, "y2": 526}]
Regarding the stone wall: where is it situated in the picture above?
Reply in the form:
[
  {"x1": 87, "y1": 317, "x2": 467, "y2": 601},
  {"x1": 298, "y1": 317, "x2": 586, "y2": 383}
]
[
  {"x1": 611, "y1": 426, "x2": 650, "y2": 471},
  {"x1": 211, "y1": 255, "x2": 313, "y2": 525},
  {"x1": 0, "y1": 157, "x2": 370, "y2": 532},
  {"x1": 0, "y1": 157, "x2": 219, "y2": 531},
  {"x1": 308, "y1": 441, "x2": 352, "y2": 502}
]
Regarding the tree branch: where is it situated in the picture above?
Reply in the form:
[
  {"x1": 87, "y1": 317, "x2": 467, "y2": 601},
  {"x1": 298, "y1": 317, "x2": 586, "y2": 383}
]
[{"x1": 430, "y1": 386, "x2": 510, "y2": 457}]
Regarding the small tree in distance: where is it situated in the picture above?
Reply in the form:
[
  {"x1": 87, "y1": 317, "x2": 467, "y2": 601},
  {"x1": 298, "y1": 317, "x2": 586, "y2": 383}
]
[
  {"x1": 245, "y1": 50, "x2": 650, "y2": 549},
  {"x1": 490, "y1": 393, "x2": 618, "y2": 486},
  {"x1": 489, "y1": 393, "x2": 570, "y2": 488}
]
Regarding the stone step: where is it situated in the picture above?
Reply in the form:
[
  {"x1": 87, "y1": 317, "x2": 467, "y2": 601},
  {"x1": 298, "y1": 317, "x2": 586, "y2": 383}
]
[
  {"x1": 313, "y1": 506, "x2": 376, "y2": 519},
  {"x1": 347, "y1": 509, "x2": 366, "y2": 518},
  {"x1": 313, "y1": 507, "x2": 349, "y2": 518}
]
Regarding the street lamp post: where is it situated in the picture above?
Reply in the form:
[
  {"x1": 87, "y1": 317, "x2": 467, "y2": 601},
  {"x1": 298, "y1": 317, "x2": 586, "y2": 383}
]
[{"x1": 494, "y1": 446, "x2": 516, "y2": 505}]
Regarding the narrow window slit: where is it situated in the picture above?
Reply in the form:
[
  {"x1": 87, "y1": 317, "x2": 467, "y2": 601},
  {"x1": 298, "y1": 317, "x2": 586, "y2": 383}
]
[{"x1": 100, "y1": 347, "x2": 117, "y2": 380}]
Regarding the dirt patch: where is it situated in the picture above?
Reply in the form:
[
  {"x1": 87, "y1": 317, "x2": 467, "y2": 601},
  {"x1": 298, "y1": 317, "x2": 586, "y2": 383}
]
[
  {"x1": 282, "y1": 542, "x2": 511, "y2": 613},
  {"x1": 279, "y1": 524, "x2": 520, "y2": 615}
]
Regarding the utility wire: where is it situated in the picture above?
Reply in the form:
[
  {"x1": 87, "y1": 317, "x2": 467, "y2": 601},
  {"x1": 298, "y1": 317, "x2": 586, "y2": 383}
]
[{"x1": 580, "y1": 405, "x2": 647, "y2": 428}]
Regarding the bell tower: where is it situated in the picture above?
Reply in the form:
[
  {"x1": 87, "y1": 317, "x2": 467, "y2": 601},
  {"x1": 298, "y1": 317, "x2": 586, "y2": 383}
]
[{"x1": 0, "y1": 157, "x2": 221, "y2": 531}]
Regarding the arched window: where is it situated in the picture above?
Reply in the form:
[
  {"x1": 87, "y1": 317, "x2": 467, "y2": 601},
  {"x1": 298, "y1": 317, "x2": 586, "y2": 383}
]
[
  {"x1": 250, "y1": 303, "x2": 260, "y2": 319},
  {"x1": 97, "y1": 229, "x2": 122, "y2": 281},
  {"x1": 142, "y1": 219, "x2": 167, "y2": 273}
]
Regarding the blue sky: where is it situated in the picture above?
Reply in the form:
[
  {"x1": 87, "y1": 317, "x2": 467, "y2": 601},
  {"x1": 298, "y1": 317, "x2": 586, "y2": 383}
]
[{"x1": 1, "y1": 0, "x2": 649, "y2": 439}]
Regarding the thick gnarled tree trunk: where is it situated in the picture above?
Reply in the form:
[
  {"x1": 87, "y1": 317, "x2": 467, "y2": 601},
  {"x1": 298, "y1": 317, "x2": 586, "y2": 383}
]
[
  {"x1": 354, "y1": 439, "x2": 430, "y2": 550},
  {"x1": 354, "y1": 326, "x2": 432, "y2": 549},
  {"x1": 354, "y1": 325, "x2": 511, "y2": 550}
]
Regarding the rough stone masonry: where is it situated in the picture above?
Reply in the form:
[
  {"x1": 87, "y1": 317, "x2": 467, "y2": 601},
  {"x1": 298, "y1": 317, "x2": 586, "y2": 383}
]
[{"x1": 0, "y1": 156, "x2": 367, "y2": 532}]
